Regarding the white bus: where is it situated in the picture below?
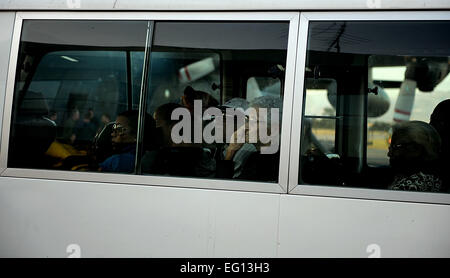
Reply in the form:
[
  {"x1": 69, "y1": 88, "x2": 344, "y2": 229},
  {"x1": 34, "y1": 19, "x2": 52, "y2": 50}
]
[{"x1": 0, "y1": 0, "x2": 449, "y2": 258}]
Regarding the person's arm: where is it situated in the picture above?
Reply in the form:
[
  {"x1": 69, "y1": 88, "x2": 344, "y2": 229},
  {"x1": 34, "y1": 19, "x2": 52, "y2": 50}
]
[
  {"x1": 216, "y1": 126, "x2": 247, "y2": 178},
  {"x1": 224, "y1": 125, "x2": 246, "y2": 160}
]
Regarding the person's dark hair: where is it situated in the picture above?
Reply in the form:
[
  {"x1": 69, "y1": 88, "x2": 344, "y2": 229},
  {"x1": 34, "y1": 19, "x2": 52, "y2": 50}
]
[
  {"x1": 118, "y1": 110, "x2": 139, "y2": 136},
  {"x1": 183, "y1": 86, "x2": 219, "y2": 109},
  {"x1": 83, "y1": 112, "x2": 91, "y2": 120},
  {"x1": 117, "y1": 110, "x2": 157, "y2": 149},
  {"x1": 155, "y1": 103, "x2": 184, "y2": 127},
  {"x1": 430, "y1": 99, "x2": 450, "y2": 139}
]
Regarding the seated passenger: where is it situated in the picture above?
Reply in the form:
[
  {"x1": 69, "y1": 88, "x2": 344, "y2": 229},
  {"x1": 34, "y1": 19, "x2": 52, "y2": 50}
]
[
  {"x1": 430, "y1": 99, "x2": 450, "y2": 192},
  {"x1": 388, "y1": 121, "x2": 442, "y2": 192},
  {"x1": 216, "y1": 98, "x2": 257, "y2": 178},
  {"x1": 141, "y1": 103, "x2": 215, "y2": 177},
  {"x1": 99, "y1": 110, "x2": 140, "y2": 173},
  {"x1": 216, "y1": 96, "x2": 282, "y2": 182}
]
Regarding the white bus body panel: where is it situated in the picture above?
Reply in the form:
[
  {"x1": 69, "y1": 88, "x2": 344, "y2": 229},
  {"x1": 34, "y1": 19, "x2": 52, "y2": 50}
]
[
  {"x1": 1, "y1": 177, "x2": 449, "y2": 257},
  {"x1": 1, "y1": 0, "x2": 450, "y2": 10},
  {"x1": 0, "y1": 177, "x2": 281, "y2": 257}
]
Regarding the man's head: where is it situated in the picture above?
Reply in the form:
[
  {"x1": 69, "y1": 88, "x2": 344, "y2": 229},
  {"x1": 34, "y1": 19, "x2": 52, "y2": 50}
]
[
  {"x1": 182, "y1": 86, "x2": 218, "y2": 112},
  {"x1": 111, "y1": 110, "x2": 139, "y2": 145},
  {"x1": 154, "y1": 103, "x2": 184, "y2": 145},
  {"x1": 154, "y1": 103, "x2": 184, "y2": 129}
]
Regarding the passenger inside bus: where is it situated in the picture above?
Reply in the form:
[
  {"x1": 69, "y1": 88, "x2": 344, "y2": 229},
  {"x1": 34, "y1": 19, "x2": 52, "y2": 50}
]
[
  {"x1": 182, "y1": 85, "x2": 219, "y2": 114},
  {"x1": 388, "y1": 120, "x2": 442, "y2": 192},
  {"x1": 217, "y1": 98, "x2": 257, "y2": 178},
  {"x1": 141, "y1": 102, "x2": 215, "y2": 177},
  {"x1": 99, "y1": 110, "x2": 142, "y2": 173}
]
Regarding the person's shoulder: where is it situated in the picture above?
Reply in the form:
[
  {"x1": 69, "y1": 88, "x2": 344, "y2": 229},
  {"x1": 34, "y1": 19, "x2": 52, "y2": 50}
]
[
  {"x1": 390, "y1": 172, "x2": 442, "y2": 192},
  {"x1": 99, "y1": 155, "x2": 116, "y2": 171}
]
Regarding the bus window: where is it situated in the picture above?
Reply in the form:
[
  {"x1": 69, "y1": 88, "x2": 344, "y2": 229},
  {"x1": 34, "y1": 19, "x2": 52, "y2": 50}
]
[
  {"x1": 8, "y1": 20, "x2": 148, "y2": 171},
  {"x1": 9, "y1": 19, "x2": 289, "y2": 183},
  {"x1": 299, "y1": 21, "x2": 450, "y2": 193},
  {"x1": 140, "y1": 21, "x2": 288, "y2": 182}
]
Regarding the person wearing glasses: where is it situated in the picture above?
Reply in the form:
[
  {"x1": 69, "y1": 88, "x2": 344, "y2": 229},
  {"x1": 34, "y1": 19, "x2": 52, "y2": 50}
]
[
  {"x1": 388, "y1": 120, "x2": 442, "y2": 192},
  {"x1": 98, "y1": 110, "x2": 141, "y2": 173}
]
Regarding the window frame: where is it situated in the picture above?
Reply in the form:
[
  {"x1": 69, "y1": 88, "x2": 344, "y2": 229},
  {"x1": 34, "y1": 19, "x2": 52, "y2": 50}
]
[
  {"x1": 289, "y1": 11, "x2": 450, "y2": 204},
  {"x1": 0, "y1": 11, "x2": 299, "y2": 194}
]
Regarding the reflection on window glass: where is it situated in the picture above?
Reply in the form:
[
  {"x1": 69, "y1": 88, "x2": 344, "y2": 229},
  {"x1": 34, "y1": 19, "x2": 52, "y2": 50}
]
[
  {"x1": 300, "y1": 21, "x2": 450, "y2": 193},
  {"x1": 9, "y1": 20, "x2": 148, "y2": 172},
  {"x1": 367, "y1": 64, "x2": 450, "y2": 168},
  {"x1": 146, "y1": 51, "x2": 221, "y2": 113},
  {"x1": 140, "y1": 21, "x2": 288, "y2": 182}
]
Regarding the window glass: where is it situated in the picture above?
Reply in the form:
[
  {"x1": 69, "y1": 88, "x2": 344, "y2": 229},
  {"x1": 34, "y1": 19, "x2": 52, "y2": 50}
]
[
  {"x1": 140, "y1": 21, "x2": 289, "y2": 182},
  {"x1": 299, "y1": 21, "x2": 450, "y2": 193},
  {"x1": 9, "y1": 20, "x2": 149, "y2": 171},
  {"x1": 9, "y1": 20, "x2": 289, "y2": 184}
]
